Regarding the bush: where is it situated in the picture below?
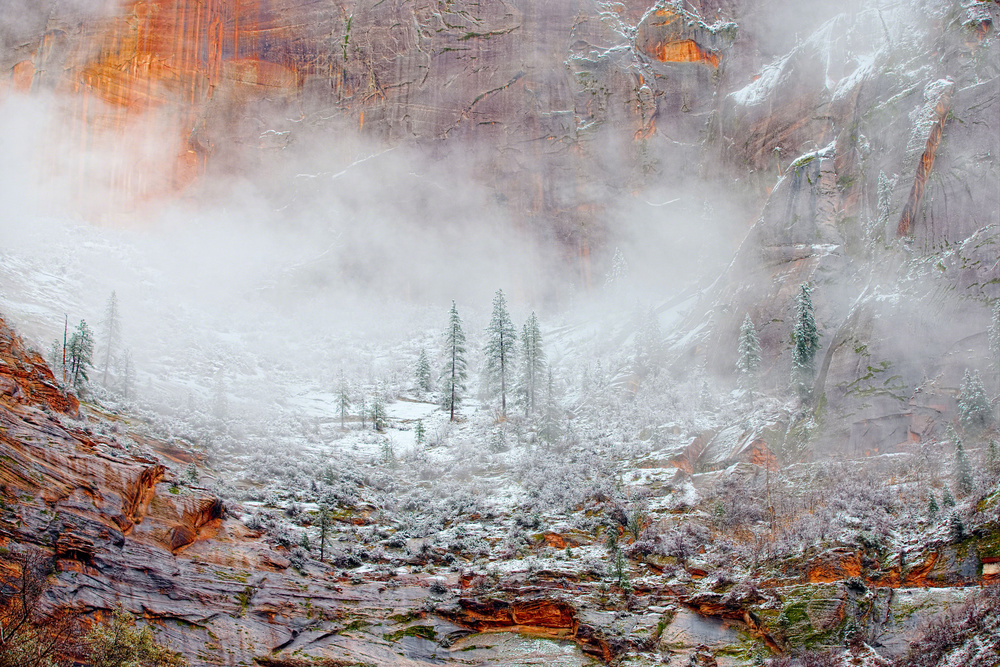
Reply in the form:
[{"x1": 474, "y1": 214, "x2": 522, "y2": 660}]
[{"x1": 83, "y1": 608, "x2": 187, "y2": 667}]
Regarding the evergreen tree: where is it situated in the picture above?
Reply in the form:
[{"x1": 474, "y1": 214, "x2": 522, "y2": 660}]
[
  {"x1": 957, "y1": 369, "x2": 992, "y2": 434},
  {"x1": 517, "y1": 312, "x2": 546, "y2": 415},
  {"x1": 184, "y1": 463, "x2": 198, "y2": 485},
  {"x1": 633, "y1": 308, "x2": 663, "y2": 376},
  {"x1": 370, "y1": 383, "x2": 387, "y2": 431},
  {"x1": 415, "y1": 349, "x2": 432, "y2": 393},
  {"x1": 604, "y1": 247, "x2": 628, "y2": 290},
  {"x1": 949, "y1": 511, "x2": 965, "y2": 540},
  {"x1": 414, "y1": 419, "x2": 426, "y2": 449},
  {"x1": 987, "y1": 439, "x2": 1000, "y2": 477},
  {"x1": 927, "y1": 492, "x2": 939, "y2": 518},
  {"x1": 538, "y1": 367, "x2": 562, "y2": 445},
  {"x1": 483, "y1": 289, "x2": 517, "y2": 416},
  {"x1": 117, "y1": 348, "x2": 135, "y2": 400},
  {"x1": 440, "y1": 301, "x2": 468, "y2": 421},
  {"x1": 67, "y1": 319, "x2": 95, "y2": 391},
  {"x1": 99, "y1": 291, "x2": 122, "y2": 387},
  {"x1": 942, "y1": 487, "x2": 956, "y2": 507},
  {"x1": 955, "y1": 438, "x2": 974, "y2": 496},
  {"x1": 336, "y1": 372, "x2": 351, "y2": 429},
  {"x1": 791, "y1": 283, "x2": 820, "y2": 397},
  {"x1": 737, "y1": 314, "x2": 762, "y2": 391}
]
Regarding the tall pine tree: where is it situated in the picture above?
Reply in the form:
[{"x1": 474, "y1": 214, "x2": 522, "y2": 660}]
[
  {"x1": 737, "y1": 314, "x2": 762, "y2": 392},
  {"x1": 791, "y1": 283, "x2": 819, "y2": 397},
  {"x1": 958, "y1": 369, "x2": 992, "y2": 434},
  {"x1": 336, "y1": 372, "x2": 351, "y2": 429},
  {"x1": 440, "y1": 301, "x2": 468, "y2": 421},
  {"x1": 99, "y1": 291, "x2": 122, "y2": 387},
  {"x1": 67, "y1": 319, "x2": 95, "y2": 391},
  {"x1": 517, "y1": 312, "x2": 546, "y2": 415},
  {"x1": 955, "y1": 437, "x2": 974, "y2": 496},
  {"x1": 483, "y1": 289, "x2": 517, "y2": 416}
]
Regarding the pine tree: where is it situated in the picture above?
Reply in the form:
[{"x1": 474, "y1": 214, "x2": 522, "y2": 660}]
[
  {"x1": 955, "y1": 437, "x2": 974, "y2": 496},
  {"x1": 184, "y1": 463, "x2": 198, "y2": 485},
  {"x1": 988, "y1": 439, "x2": 1000, "y2": 477},
  {"x1": 440, "y1": 301, "x2": 468, "y2": 421},
  {"x1": 634, "y1": 308, "x2": 663, "y2": 376},
  {"x1": 538, "y1": 367, "x2": 562, "y2": 445},
  {"x1": 791, "y1": 283, "x2": 820, "y2": 397},
  {"x1": 336, "y1": 372, "x2": 351, "y2": 429},
  {"x1": 483, "y1": 289, "x2": 517, "y2": 416},
  {"x1": 99, "y1": 291, "x2": 122, "y2": 387},
  {"x1": 604, "y1": 247, "x2": 628, "y2": 289},
  {"x1": 517, "y1": 312, "x2": 546, "y2": 415},
  {"x1": 927, "y1": 492, "x2": 939, "y2": 518},
  {"x1": 370, "y1": 383, "x2": 387, "y2": 431},
  {"x1": 415, "y1": 349, "x2": 432, "y2": 393},
  {"x1": 414, "y1": 419, "x2": 426, "y2": 449},
  {"x1": 67, "y1": 319, "x2": 95, "y2": 391},
  {"x1": 949, "y1": 511, "x2": 965, "y2": 540},
  {"x1": 942, "y1": 487, "x2": 956, "y2": 507},
  {"x1": 957, "y1": 369, "x2": 992, "y2": 434},
  {"x1": 737, "y1": 314, "x2": 762, "y2": 391},
  {"x1": 117, "y1": 348, "x2": 135, "y2": 400}
]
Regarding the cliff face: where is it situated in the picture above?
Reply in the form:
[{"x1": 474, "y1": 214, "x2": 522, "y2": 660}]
[
  {"x1": 681, "y1": 0, "x2": 1000, "y2": 459},
  {"x1": 0, "y1": 0, "x2": 747, "y2": 257}
]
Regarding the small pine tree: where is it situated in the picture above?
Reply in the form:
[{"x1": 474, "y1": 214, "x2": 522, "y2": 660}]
[
  {"x1": 415, "y1": 349, "x2": 432, "y2": 393},
  {"x1": 117, "y1": 348, "x2": 135, "y2": 400},
  {"x1": 440, "y1": 301, "x2": 468, "y2": 421},
  {"x1": 336, "y1": 373, "x2": 351, "y2": 429},
  {"x1": 414, "y1": 419, "x2": 426, "y2": 448},
  {"x1": 99, "y1": 291, "x2": 122, "y2": 387},
  {"x1": 987, "y1": 439, "x2": 1000, "y2": 477},
  {"x1": 604, "y1": 247, "x2": 628, "y2": 290},
  {"x1": 927, "y1": 492, "x2": 939, "y2": 518},
  {"x1": 955, "y1": 438, "x2": 974, "y2": 496},
  {"x1": 949, "y1": 511, "x2": 965, "y2": 540},
  {"x1": 483, "y1": 289, "x2": 517, "y2": 416},
  {"x1": 633, "y1": 308, "x2": 663, "y2": 376},
  {"x1": 67, "y1": 319, "x2": 95, "y2": 391},
  {"x1": 379, "y1": 438, "x2": 396, "y2": 466},
  {"x1": 517, "y1": 312, "x2": 546, "y2": 415},
  {"x1": 538, "y1": 367, "x2": 562, "y2": 445},
  {"x1": 370, "y1": 384, "x2": 387, "y2": 431},
  {"x1": 958, "y1": 369, "x2": 992, "y2": 434},
  {"x1": 942, "y1": 487, "x2": 956, "y2": 508},
  {"x1": 299, "y1": 532, "x2": 311, "y2": 552},
  {"x1": 791, "y1": 283, "x2": 820, "y2": 397},
  {"x1": 184, "y1": 463, "x2": 198, "y2": 485},
  {"x1": 737, "y1": 314, "x2": 762, "y2": 392}
]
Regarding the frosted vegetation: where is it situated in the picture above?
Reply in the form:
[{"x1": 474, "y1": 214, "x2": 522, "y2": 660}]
[{"x1": 1, "y1": 215, "x2": 997, "y2": 664}]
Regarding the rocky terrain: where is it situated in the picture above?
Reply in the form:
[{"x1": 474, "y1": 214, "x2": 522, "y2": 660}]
[{"x1": 1, "y1": 0, "x2": 999, "y2": 666}]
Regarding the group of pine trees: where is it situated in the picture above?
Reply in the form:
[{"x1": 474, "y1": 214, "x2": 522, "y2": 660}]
[
  {"x1": 736, "y1": 282, "x2": 819, "y2": 399},
  {"x1": 434, "y1": 290, "x2": 548, "y2": 422},
  {"x1": 47, "y1": 291, "x2": 134, "y2": 398}
]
